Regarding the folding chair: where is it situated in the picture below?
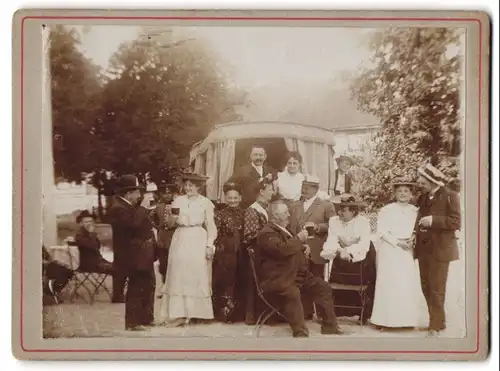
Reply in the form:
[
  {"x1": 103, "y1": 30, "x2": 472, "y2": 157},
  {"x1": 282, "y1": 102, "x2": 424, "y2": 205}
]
[
  {"x1": 324, "y1": 244, "x2": 376, "y2": 326},
  {"x1": 63, "y1": 244, "x2": 112, "y2": 304},
  {"x1": 247, "y1": 247, "x2": 286, "y2": 337},
  {"x1": 70, "y1": 270, "x2": 112, "y2": 304}
]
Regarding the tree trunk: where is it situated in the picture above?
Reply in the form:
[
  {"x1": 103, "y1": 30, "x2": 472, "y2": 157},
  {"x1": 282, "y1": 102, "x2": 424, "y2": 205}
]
[{"x1": 95, "y1": 171, "x2": 104, "y2": 221}]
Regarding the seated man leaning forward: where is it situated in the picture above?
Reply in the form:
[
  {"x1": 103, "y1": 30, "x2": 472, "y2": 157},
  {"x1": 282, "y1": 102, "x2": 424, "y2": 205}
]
[
  {"x1": 255, "y1": 200, "x2": 345, "y2": 337},
  {"x1": 74, "y1": 210, "x2": 114, "y2": 274}
]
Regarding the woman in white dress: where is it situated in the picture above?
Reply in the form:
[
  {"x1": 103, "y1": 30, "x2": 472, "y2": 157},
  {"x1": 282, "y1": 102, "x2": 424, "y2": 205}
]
[
  {"x1": 370, "y1": 177, "x2": 421, "y2": 329},
  {"x1": 320, "y1": 194, "x2": 372, "y2": 281},
  {"x1": 159, "y1": 173, "x2": 217, "y2": 327},
  {"x1": 276, "y1": 151, "x2": 305, "y2": 206}
]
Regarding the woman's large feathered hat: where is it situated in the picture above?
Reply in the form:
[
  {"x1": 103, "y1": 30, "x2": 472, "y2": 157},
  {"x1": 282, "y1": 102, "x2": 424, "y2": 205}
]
[{"x1": 330, "y1": 193, "x2": 367, "y2": 208}]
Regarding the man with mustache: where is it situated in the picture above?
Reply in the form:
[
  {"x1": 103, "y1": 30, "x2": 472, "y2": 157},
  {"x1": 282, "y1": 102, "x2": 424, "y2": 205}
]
[{"x1": 230, "y1": 145, "x2": 277, "y2": 209}]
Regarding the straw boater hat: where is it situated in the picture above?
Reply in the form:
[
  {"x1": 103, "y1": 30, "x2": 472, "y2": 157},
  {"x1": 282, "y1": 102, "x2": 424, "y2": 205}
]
[
  {"x1": 417, "y1": 163, "x2": 448, "y2": 187},
  {"x1": 302, "y1": 174, "x2": 320, "y2": 186},
  {"x1": 116, "y1": 174, "x2": 146, "y2": 192},
  {"x1": 335, "y1": 155, "x2": 354, "y2": 165},
  {"x1": 388, "y1": 176, "x2": 419, "y2": 188},
  {"x1": 331, "y1": 193, "x2": 367, "y2": 208}
]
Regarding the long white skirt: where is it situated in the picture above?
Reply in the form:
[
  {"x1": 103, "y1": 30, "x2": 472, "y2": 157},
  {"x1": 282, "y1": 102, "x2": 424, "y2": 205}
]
[
  {"x1": 370, "y1": 241, "x2": 421, "y2": 328},
  {"x1": 159, "y1": 226, "x2": 214, "y2": 320}
]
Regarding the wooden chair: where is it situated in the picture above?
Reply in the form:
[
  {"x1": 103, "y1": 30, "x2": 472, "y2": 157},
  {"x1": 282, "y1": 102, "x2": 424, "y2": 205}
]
[
  {"x1": 247, "y1": 247, "x2": 286, "y2": 337},
  {"x1": 325, "y1": 243, "x2": 377, "y2": 326}
]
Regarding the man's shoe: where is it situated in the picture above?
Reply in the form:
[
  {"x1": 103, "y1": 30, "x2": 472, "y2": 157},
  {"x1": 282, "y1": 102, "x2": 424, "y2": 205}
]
[
  {"x1": 293, "y1": 328, "x2": 309, "y2": 338},
  {"x1": 321, "y1": 325, "x2": 347, "y2": 335},
  {"x1": 126, "y1": 325, "x2": 149, "y2": 331},
  {"x1": 112, "y1": 297, "x2": 125, "y2": 303}
]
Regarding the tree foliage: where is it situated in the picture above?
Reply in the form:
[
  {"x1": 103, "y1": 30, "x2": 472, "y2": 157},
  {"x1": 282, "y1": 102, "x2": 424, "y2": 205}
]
[
  {"x1": 50, "y1": 25, "x2": 104, "y2": 182},
  {"x1": 350, "y1": 28, "x2": 462, "y2": 209},
  {"x1": 96, "y1": 31, "x2": 246, "y2": 184}
]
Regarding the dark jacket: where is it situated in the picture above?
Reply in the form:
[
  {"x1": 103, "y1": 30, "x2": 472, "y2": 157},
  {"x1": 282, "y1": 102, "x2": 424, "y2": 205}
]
[
  {"x1": 106, "y1": 197, "x2": 157, "y2": 273},
  {"x1": 288, "y1": 197, "x2": 336, "y2": 265},
  {"x1": 255, "y1": 222, "x2": 308, "y2": 293},
  {"x1": 230, "y1": 164, "x2": 277, "y2": 208},
  {"x1": 151, "y1": 202, "x2": 175, "y2": 250},
  {"x1": 414, "y1": 186, "x2": 461, "y2": 262},
  {"x1": 332, "y1": 169, "x2": 353, "y2": 195},
  {"x1": 74, "y1": 226, "x2": 105, "y2": 271}
]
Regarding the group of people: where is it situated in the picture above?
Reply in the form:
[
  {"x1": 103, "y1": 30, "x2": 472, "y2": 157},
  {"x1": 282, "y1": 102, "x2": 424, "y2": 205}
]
[{"x1": 43, "y1": 144, "x2": 461, "y2": 339}]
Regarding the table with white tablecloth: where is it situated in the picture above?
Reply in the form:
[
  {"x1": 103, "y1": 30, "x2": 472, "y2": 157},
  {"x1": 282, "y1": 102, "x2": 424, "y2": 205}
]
[
  {"x1": 46, "y1": 245, "x2": 114, "y2": 271},
  {"x1": 47, "y1": 245, "x2": 80, "y2": 270}
]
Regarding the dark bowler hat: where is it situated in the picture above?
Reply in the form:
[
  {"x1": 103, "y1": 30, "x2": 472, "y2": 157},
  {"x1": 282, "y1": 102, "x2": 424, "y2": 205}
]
[
  {"x1": 116, "y1": 174, "x2": 146, "y2": 192},
  {"x1": 76, "y1": 209, "x2": 96, "y2": 223}
]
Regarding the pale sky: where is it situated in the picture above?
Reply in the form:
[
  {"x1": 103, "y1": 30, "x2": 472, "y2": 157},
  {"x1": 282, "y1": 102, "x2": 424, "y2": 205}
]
[{"x1": 74, "y1": 25, "x2": 375, "y2": 89}]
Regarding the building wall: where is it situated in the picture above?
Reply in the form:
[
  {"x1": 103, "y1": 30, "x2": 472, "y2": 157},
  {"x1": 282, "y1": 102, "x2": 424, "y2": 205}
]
[{"x1": 334, "y1": 127, "x2": 379, "y2": 162}]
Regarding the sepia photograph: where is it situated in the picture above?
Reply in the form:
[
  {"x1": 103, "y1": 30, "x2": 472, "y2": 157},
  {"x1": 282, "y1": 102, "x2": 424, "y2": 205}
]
[{"x1": 12, "y1": 10, "x2": 490, "y2": 361}]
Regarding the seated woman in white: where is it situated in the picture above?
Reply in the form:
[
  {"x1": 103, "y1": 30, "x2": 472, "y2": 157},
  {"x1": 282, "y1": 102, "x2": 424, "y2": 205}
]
[
  {"x1": 276, "y1": 151, "x2": 305, "y2": 206},
  {"x1": 320, "y1": 194, "x2": 372, "y2": 284},
  {"x1": 370, "y1": 177, "x2": 420, "y2": 330}
]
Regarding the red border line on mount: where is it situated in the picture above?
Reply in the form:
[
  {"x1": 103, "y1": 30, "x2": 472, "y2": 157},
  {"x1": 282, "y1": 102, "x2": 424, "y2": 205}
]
[{"x1": 20, "y1": 15, "x2": 483, "y2": 354}]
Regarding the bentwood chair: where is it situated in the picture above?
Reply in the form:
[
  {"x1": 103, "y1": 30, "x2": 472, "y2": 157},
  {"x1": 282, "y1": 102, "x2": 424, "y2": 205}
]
[{"x1": 247, "y1": 247, "x2": 286, "y2": 337}]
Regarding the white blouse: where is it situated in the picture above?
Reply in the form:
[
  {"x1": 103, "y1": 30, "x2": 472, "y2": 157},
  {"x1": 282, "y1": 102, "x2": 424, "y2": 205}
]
[
  {"x1": 171, "y1": 194, "x2": 217, "y2": 247},
  {"x1": 376, "y1": 202, "x2": 418, "y2": 248},
  {"x1": 276, "y1": 171, "x2": 305, "y2": 201},
  {"x1": 322, "y1": 215, "x2": 371, "y2": 263}
]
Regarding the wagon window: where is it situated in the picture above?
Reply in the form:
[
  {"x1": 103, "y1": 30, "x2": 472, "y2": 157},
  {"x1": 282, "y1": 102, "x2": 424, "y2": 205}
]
[{"x1": 233, "y1": 138, "x2": 289, "y2": 173}]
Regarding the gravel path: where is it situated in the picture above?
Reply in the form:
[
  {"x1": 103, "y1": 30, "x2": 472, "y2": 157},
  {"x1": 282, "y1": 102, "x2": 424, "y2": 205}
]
[{"x1": 43, "y1": 255, "x2": 465, "y2": 339}]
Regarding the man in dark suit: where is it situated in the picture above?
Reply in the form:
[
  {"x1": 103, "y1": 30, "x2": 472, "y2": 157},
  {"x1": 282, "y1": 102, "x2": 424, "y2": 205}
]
[
  {"x1": 415, "y1": 163, "x2": 461, "y2": 337},
  {"x1": 230, "y1": 145, "x2": 277, "y2": 208},
  {"x1": 256, "y1": 201, "x2": 344, "y2": 337},
  {"x1": 74, "y1": 210, "x2": 113, "y2": 274},
  {"x1": 332, "y1": 155, "x2": 353, "y2": 195},
  {"x1": 107, "y1": 174, "x2": 158, "y2": 331}
]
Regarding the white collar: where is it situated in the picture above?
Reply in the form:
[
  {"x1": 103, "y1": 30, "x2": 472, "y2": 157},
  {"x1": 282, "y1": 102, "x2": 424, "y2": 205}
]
[
  {"x1": 250, "y1": 201, "x2": 268, "y2": 221},
  {"x1": 429, "y1": 186, "x2": 441, "y2": 198},
  {"x1": 304, "y1": 194, "x2": 318, "y2": 205},
  {"x1": 273, "y1": 223, "x2": 293, "y2": 238},
  {"x1": 119, "y1": 196, "x2": 133, "y2": 206}
]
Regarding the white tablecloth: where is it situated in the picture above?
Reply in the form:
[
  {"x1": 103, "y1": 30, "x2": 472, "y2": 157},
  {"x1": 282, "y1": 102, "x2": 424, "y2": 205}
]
[
  {"x1": 47, "y1": 245, "x2": 114, "y2": 271},
  {"x1": 47, "y1": 245, "x2": 80, "y2": 270}
]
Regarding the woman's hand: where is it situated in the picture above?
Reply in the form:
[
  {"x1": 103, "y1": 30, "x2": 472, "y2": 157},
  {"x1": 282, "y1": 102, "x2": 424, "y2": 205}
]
[
  {"x1": 396, "y1": 239, "x2": 411, "y2": 250},
  {"x1": 320, "y1": 249, "x2": 337, "y2": 260},
  {"x1": 205, "y1": 246, "x2": 215, "y2": 260},
  {"x1": 303, "y1": 244, "x2": 311, "y2": 258},
  {"x1": 339, "y1": 236, "x2": 360, "y2": 247},
  {"x1": 339, "y1": 249, "x2": 352, "y2": 261}
]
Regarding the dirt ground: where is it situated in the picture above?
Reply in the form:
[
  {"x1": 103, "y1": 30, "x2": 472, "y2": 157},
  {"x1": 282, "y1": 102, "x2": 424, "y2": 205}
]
[{"x1": 43, "y1": 255, "x2": 466, "y2": 340}]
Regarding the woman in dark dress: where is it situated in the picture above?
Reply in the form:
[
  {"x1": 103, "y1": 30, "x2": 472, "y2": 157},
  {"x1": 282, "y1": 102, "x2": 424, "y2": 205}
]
[{"x1": 212, "y1": 181, "x2": 245, "y2": 322}]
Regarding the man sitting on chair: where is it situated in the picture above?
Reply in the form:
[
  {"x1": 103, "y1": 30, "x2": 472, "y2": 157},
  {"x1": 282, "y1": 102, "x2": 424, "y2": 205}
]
[
  {"x1": 255, "y1": 200, "x2": 345, "y2": 337},
  {"x1": 74, "y1": 210, "x2": 114, "y2": 274}
]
